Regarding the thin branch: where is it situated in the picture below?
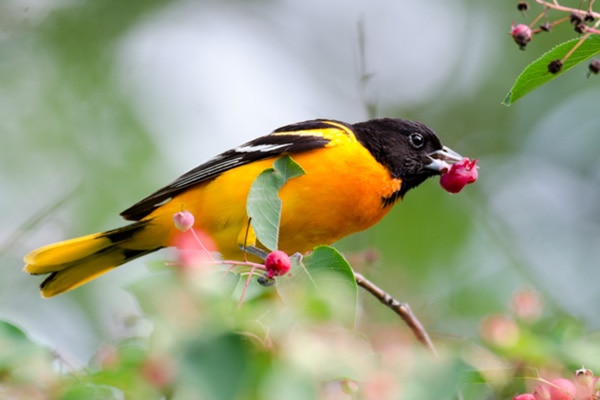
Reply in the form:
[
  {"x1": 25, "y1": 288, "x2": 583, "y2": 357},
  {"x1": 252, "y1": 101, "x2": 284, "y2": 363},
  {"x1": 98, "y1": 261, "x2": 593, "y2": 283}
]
[
  {"x1": 356, "y1": 18, "x2": 378, "y2": 119},
  {"x1": 354, "y1": 272, "x2": 438, "y2": 356},
  {"x1": 535, "y1": 0, "x2": 600, "y2": 19}
]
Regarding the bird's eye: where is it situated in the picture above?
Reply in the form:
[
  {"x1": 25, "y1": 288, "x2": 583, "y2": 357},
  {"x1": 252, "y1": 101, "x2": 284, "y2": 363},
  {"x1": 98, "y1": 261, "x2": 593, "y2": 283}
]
[{"x1": 409, "y1": 133, "x2": 425, "y2": 149}]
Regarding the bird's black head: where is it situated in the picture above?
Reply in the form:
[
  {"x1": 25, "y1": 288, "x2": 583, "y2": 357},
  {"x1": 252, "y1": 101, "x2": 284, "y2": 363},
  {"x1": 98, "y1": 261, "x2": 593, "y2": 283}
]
[{"x1": 352, "y1": 118, "x2": 462, "y2": 198}]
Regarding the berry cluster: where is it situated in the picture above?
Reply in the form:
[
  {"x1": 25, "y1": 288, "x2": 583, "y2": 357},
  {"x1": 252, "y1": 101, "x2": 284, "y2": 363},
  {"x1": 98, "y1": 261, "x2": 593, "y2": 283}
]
[
  {"x1": 171, "y1": 211, "x2": 293, "y2": 304},
  {"x1": 513, "y1": 368, "x2": 600, "y2": 400},
  {"x1": 510, "y1": 0, "x2": 600, "y2": 74}
]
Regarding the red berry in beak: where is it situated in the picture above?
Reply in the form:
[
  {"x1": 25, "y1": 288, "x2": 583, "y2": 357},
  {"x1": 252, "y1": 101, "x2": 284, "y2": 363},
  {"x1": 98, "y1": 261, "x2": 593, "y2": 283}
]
[{"x1": 439, "y1": 158, "x2": 478, "y2": 194}]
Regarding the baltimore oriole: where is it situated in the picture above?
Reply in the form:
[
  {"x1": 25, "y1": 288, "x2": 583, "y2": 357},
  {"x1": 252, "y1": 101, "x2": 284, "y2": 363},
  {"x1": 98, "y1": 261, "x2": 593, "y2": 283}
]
[{"x1": 24, "y1": 118, "x2": 463, "y2": 297}]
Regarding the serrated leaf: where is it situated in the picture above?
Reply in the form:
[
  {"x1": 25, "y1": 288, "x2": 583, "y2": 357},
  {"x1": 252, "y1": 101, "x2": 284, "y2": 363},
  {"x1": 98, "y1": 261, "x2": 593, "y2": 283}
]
[
  {"x1": 246, "y1": 155, "x2": 305, "y2": 251},
  {"x1": 276, "y1": 246, "x2": 358, "y2": 327},
  {"x1": 504, "y1": 35, "x2": 600, "y2": 105}
]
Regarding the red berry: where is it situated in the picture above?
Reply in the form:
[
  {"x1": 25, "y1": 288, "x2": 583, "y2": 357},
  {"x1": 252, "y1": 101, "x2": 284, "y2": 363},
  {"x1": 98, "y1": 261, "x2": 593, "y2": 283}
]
[
  {"x1": 264, "y1": 250, "x2": 291, "y2": 278},
  {"x1": 513, "y1": 394, "x2": 536, "y2": 400},
  {"x1": 439, "y1": 158, "x2": 478, "y2": 194},
  {"x1": 511, "y1": 23, "x2": 533, "y2": 50}
]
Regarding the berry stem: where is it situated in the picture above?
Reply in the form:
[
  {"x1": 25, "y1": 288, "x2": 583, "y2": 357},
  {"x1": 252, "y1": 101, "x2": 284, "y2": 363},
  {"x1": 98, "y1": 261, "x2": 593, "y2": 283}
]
[
  {"x1": 189, "y1": 228, "x2": 216, "y2": 262},
  {"x1": 528, "y1": 11, "x2": 547, "y2": 28},
  {"x1": 561, "y1": 31, "x2": 592, "y2": 64},
  {"x1": 238, "y1": 267, "x2": 260, "y2": 307},
  {"x1": 535, "y1": 0, "x2": 600, "y2": 20},
  {"x1": 550, "y1": 15, "x2": 572, "y2": 27}
]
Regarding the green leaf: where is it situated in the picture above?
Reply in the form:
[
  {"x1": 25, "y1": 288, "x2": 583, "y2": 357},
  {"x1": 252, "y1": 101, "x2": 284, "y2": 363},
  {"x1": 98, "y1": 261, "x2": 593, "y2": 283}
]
[
  {"x1": 0, "y1": 320, "x2": 53, "y2": 371},
  {"x1": 503, "y1": 35, "x2": 600, "y2": 105},
  {"x1": 0, "y1": 320, "x2": 29, "y2": 341},
  {"x1": 246, "y1": 155, "x2": 305, "y2": 251},
  {"x1": 276, "y1": 246, "x2": 358, "y2": 327},
  {"x1": 181, "y1": 333, "x2": 250, "y2": 400}
]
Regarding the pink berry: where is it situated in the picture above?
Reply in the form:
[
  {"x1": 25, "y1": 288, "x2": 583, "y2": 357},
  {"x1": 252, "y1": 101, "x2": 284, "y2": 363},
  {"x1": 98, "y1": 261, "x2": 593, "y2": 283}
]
[
  {"x1": 534, "y1": 384, "x2": 551, "y2": 400},
  {"x1": 173, "y1": 210, "x2": 195, "y2": 231},
  {"x1": 171, "y1": 227, "x2": 217, "y2": 267},
  {"x1": 141, "y1": 356, "x2": 176, "y2": 389},
  {"x1": 511, "y1": 23, "x2": 533, "y2": 50},
  {"x1": 513, "y1": 394, "x2": 536, "y2": 400},
  {"x1": 534, "y1": 378, "x2": 576, "y2": 400},
  {"x1": 511, "y1": 288, "x2": 543, "y2": 321},
  {"x1": 439, "y1": 158, "x2": 478, "y2": 194},
  {"x1": 549, "y1": 378, "x2": 576, "y2": 400},
  {"x1": 264, "y1": 250, "x2": 291, "y2": 278}
]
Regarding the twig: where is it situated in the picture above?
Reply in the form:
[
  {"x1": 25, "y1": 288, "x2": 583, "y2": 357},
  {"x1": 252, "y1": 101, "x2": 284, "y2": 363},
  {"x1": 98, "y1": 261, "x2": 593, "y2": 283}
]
[
  {"x1": 535, "y1": 0, "x2": 600, "y2": 19},
  {"x1": 357, "y1": 18, "x2": 378, "y2": 119},
  {"x1": 354, "y1": 272, "x2": 438, "y2": 356}
]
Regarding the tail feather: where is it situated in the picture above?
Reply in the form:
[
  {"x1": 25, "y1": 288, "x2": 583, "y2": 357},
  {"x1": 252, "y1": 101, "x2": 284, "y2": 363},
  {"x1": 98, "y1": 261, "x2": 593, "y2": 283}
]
[
  {"x1": 24, "y1": 221, "x2": 162, "y2": 297},
  {"x1": 39, "y1": 247, "x2": 156, "y2": 298},
  {"x1": 24, "y1": 232, "x2": 111, "y2": 275}
]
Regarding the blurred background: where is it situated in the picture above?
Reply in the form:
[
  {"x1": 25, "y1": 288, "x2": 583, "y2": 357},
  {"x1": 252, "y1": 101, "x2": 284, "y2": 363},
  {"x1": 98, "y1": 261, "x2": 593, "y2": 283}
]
[{"x1": 1, "y1": 0, "x2": 599, "y2": 365}]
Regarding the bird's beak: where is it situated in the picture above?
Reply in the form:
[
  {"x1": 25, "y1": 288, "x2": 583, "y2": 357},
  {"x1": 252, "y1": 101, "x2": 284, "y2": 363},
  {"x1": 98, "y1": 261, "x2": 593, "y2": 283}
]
[{"x1": 426, "y1": 146, "x2": 463, "y2": 173}]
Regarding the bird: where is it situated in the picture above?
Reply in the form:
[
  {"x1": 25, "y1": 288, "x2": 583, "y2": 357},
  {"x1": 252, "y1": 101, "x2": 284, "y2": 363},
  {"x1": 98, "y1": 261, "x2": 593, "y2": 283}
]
[{"x1": 24, "y1": 118, "x2": 463, "y2": 297}]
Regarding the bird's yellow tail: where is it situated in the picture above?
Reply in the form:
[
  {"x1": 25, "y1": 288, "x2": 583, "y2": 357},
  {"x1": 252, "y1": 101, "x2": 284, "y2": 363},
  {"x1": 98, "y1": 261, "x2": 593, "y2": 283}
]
[{"x1": 24, "y1": 221, "x2": 160, "y2": 297}]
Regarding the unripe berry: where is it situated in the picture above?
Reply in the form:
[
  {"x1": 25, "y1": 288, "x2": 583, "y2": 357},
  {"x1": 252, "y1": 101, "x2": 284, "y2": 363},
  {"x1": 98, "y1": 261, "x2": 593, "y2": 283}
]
[
  {"x1": 511, "y1": 288, "x2": 542, "y2": 321},
  {"x1": 574, "y1": 367, "x2": 594, "y2": 384},
  {"x1": 548, "y1": 59, "x2": 563, "y2": 74},
  {"x1": 173, "y1": 210, "x2": 195, "y2": 231},
  {"x1": 480, "y1": 314, "x2": 519, "y2": 348},
  {"x1": 264, "y1": 250, "x2": 291, "y2": 278},
  {"x1": 574, "y1": 22, "x2": 588, "y2": 34},
  {"x1": 511, "y1": 23, "x2": 533, "y2": 50},
  {"x1": 570, "y1": 12, "x2": 584, "y2": 25},
  {"x1": 574, "y1": 368, "x2": 595, "y2": 396},
  {"x1": 589, "y1": 59, "x2": 600, "y2": 75},
  {"x1": 534, "y1": 378, "x2": 576, "y2": 400},
  {"x1": 584, "y1": 12, "x2": 595, "y2": 22},
  {"x1": 517, "y1": 1, "x2": 529, "y2": 12}
]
